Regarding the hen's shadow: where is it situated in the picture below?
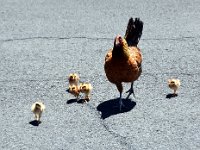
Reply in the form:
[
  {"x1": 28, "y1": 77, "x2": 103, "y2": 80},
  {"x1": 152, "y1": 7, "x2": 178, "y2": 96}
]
[
  {"x1": 29, "y1": 120, "x2": 41, "y2": 126},
  {"x1": 97, "y1": 98, "x2": 136, "y2": 119},
  {"x1": 166, "y1": 93, "x2": 178, "y2": 99}
]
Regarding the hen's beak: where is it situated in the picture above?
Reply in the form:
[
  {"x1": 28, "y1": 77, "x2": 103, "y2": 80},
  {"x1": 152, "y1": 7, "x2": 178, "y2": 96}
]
[
  {"x1": 115, "y1": 35, "x2": 123, "y2": 46},
  {"x1": 118, "y1": 36, "x2": 122, "y2": 43}
]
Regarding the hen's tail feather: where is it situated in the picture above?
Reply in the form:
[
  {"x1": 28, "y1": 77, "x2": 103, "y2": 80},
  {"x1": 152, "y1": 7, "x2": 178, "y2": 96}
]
[{"x1": 124, "y1": 18, "x2": 143, "y2": 46}]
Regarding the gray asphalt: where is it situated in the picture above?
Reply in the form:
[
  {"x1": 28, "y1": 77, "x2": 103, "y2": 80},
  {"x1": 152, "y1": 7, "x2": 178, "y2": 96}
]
[{"x1": 1, "y1": 0, "x2": 200, "y2": 150}]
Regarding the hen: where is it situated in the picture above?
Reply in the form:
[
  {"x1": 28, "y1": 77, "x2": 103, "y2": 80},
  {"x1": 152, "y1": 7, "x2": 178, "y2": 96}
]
[{"x1": 104, "y1": 18, "x2": 143, "y2": 111}]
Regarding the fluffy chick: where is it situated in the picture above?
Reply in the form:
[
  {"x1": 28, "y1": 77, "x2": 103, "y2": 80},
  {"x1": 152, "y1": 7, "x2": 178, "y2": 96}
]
[
  {"x1": 168, "y1": 79, "x2": 181, "y2": 95},
  {"x1": 31, "y1": 101, "x2": 45, "y2": 122},
  {"x1": 68, "y1": 73, "x2": 79, "y2": 86},
  {"x1": 79, "y1": 83, "x2": 93, "y2": 102},
  {"x1": 67, "y1": 85, "x2": 80, "y2": 100}
]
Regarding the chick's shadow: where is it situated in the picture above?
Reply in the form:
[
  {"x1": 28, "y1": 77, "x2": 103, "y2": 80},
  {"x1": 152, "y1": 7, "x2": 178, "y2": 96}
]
[
  {"x1": 97, "y1": 98, "x2": 136, "y2": 119},
  {"x1": 166, "y1": 93, "x2": 178, "y2": 99},
  {"x1": 66, "y1": 99, "x2": 78, "y2": 104},
  {"x1": 29, "y1": 120, "x2": 41, "y2": 126},
  {"x1": 66, "y1": 99, "x2": 87, "y2": 104}
]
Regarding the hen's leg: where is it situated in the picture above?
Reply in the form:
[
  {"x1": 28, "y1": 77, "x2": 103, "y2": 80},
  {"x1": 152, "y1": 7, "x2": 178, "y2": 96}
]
[
  {"x1": 126, "y1": 82, "x2": 135, "y2": 99},
  {"x1": 116, "y1": 83, "x2": 124, "y2": 111},
  {"x1": 118, "y1": 92, "x2": 123, "y2": 112}
]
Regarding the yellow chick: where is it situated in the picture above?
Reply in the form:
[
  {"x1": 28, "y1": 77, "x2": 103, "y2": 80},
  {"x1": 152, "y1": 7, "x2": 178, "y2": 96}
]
[
  {"x1": 168, "y1": 79, "x2": 181, "y2": 95},
  {"x1": 31, "y1": 102, "x2": 45, "y2": 122},
  {"x1": 68, "y1": 73, "x2": 79, "y2": 86},
  {"x1": 67, "y1": 85, "x2": 80, "y2": 100},
  {"x1": 79, "y1": 83, "x2": 93, "y2": 102}
]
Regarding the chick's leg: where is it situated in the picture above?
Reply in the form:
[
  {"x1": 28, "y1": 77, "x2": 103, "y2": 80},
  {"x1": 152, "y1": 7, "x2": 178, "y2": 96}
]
[
  {"x1": 76, "y1": 94, "x2": 80, "y2": 101},
  {"x1": 116, "y1": 83, "x2": 124, "y2": 111},
  {"x1": 85, "y1": 93, "x2": 90, "y2": 102},
  {"x1": 35, "y1": 114, "x2": 39, "y2": 121},
  {"x1": 126, "y1": 82, "x2": 135, "y2": 99},
  {"x1": 38, "y1": 113, "x2": 41, "y2": 122},
  {"x1": 34, "y1": 114, "x2": 37, "y2": 120},
  {"x1": 173, "y1": 89, "x2": 177, "y2": 96}
]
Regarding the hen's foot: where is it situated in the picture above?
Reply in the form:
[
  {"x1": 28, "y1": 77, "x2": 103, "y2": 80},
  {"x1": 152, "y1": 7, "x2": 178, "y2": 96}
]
[
  {"x1": 126, "y1": 87, "x2": 135, "y2": 99},
  {"x1": 113, "y1": 97, "x2": 126, "y2": 112}
]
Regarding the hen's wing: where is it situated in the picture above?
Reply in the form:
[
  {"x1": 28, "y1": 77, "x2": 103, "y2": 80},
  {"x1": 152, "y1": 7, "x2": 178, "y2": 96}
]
[{"x1": 104, "y1": 47, "x2": 142, "y2": 84}]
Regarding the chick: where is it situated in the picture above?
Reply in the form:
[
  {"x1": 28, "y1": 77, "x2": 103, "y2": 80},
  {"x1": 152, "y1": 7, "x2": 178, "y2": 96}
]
[
  {"x1": 31, "y1": 102, "x2": 45, "y2": 122},
  {"x1": 67, "y1": 85, "x2": 80, "y2": 100},
  {"x1": 79, "y1": 83, "x2": 93, "y2": 102},
  {"x1": 68, "y1": 73, "x2": 79, "y2": 86},
  {"x1": 168, "y1": 79, "x2": 181, "y2": 95}
]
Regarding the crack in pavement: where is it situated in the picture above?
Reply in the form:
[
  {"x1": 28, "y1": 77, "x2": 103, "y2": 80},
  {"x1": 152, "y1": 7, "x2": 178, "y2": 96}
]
[
  {"x1": 143, "y1": 35, "x2": 200, "y2": 41},
  {"x1": 142, "y1": 72, "x2": 200, "y2": 77},
  {"x1": 0, "y1": 72, "x2": 199, "y2": 84},
  {"x1": 0, "y1": 78, "x2": 64, "y2": 83},
  {"x1": 100, "y1": 122, "x2": 135, "y2": 150},
  {"x1": 0, "y1": 36, "x2": 113, "y2": 42},
  {"x1": 0, "y1": 35, "x2": 199, "y2": 43},
  {"x1": 85, "y1": 103, "x2": 135, "y2": 150}
]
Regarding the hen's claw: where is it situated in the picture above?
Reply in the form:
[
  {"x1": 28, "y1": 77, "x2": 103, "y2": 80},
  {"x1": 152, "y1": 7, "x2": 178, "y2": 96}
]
[
  {"x1": 126, "y1": 82, "x2": 136, "y2": 99},
  {"x1": 113, "y1": 93, "x2": 126, "y2": 112},
  {"x1": 119, "y1": 98, "x2": 126, "y2": 112},
  {"x1": 126, "y1": 88, "x2": 136, "y2": 99}
]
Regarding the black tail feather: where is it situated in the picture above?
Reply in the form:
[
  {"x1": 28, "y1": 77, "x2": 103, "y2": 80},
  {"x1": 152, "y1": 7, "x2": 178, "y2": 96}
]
[{"x1": 124, "y1": 18, "x2": 143, "y2": 46}]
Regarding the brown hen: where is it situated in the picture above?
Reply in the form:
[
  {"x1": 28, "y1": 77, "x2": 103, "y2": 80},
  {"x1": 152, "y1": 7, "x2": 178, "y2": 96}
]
[{"x1": 104, "y1": 18, "x2": 143, "y2": 111}]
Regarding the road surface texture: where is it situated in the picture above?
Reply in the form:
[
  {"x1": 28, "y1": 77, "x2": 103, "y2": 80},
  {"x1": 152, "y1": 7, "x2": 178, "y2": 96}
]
[{"x1": 0, "y1": 0, "x2": 200, "y2": 150}]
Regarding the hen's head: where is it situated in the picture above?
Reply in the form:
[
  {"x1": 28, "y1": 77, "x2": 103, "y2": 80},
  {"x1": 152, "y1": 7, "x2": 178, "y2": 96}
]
[{"x1": 114, "y1": 35, "x2": 128, "y2": 48}]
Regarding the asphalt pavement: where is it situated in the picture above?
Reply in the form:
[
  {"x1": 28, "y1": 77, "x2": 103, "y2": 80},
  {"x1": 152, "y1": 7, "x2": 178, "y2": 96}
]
[{"x1": 0, "y1": 0, "x2": 200, "y2": 149}]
